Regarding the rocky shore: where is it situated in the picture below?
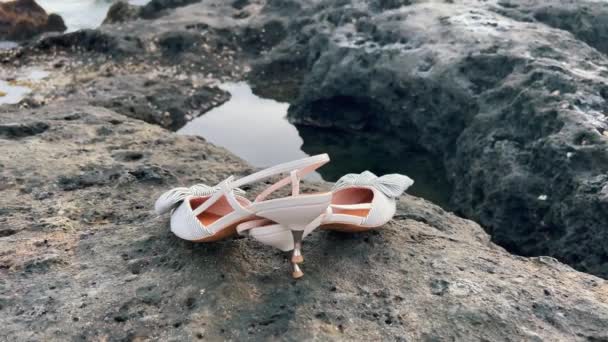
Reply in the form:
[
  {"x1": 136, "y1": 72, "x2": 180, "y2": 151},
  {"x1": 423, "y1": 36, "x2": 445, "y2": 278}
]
[
  {"x1": 248, "y1": 0, "x2": 608, "y2": 278},
  {"x1": 2, "y1": 103, "x2": 607, "y2": 340},
  {"x1": 1, "y1": 0, "x2": 608, "y2": 340}
]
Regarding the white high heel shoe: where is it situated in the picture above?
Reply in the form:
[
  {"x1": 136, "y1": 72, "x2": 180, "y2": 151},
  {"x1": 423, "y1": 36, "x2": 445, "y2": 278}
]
[
  {"x1": 154, "y1": 154, "x2": 332, "y2": 277},
  {"x1": 237, "y1": 171, "x2": 414, "y2": 276}
]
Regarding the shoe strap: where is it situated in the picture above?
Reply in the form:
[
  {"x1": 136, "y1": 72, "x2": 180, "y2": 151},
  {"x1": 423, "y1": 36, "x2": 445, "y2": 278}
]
[
  {"x1": 191, "y1": 177, "x2": 251, "y2": 217},
  {"x1": 234, "y1": 154, "x2": 328, "y2": 190},
  {"x1": 192, "y1": 154, "x2": 328, "y2": 217},
  {"x1": 254, "y1": 157, "x2": 326, "y2": 202}
]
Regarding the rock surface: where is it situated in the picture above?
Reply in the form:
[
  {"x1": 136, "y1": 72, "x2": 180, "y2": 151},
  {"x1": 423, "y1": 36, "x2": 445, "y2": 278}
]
[
  {"x1": 2, "y1": 0, "x2": 607, "y2": 278},
  {"x1": 0, "y1": 0, "x2": 66, "y2": 41},
  {"x1": 248, "y1": 0, "x2": 608, "y2": 277},
  {"x1": 1, "y1": 103, "x2": 607, "y2": 341},
  {"x1": 1, "y1": 0, "x2": 608, "y2": 339},
  {"x1": 103, "y1": 1, "x2": 141, "y2": 25}
]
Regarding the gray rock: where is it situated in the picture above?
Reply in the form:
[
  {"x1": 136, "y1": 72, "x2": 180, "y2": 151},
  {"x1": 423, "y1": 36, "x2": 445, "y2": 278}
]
[
  {"x1": 35, "y1": 29, "x2": 144, "y2": 56},
  {"x1": 492, "y1": 0, "x2": 608, "y2": 55},
  {"x1": 1, "y1": 103, "x2": 607, "y2": 341},
  {"x1": 139, "y1": 0, "x2": 202, "y2": 19},
  {"x1": 250, "y1": 0, "x2": 608, "y2": 277},
  {"x1": 86, "y1": 75, "x2": 230, "y2": 130},
  {"x1": 103, "y1": 1, "x2": 141, "y2": 25}
]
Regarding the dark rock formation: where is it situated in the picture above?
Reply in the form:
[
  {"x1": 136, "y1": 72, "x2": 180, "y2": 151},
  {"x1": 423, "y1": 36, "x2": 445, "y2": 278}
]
[
  {"x1": 139, "y1": 0, "x2": 202, "y2": 19},
  {"x1": 103, "y1": 1, "x2": 141, "y2": 25},
  {"x1": 35, "y1": 29, "x2": 143, "y2": 56},
  {"x1": 0, "y1": 0, "x2": 66, "y2": 41},
  {"x1": 103, "y1": 0, "x2": 205, "y2": 24},
  {"x1": 0, "y1": 121, "x2": 48, "y2": 138},
  {"x1": 249, "y1": 0, "x2": 608, "y2": 278},
  {"x1": 87, "y1": 75, "x2": 230, "y2": 130},
  {"x1": 1, "y1": 103, "x2": 607, "y2": 341},
  {"x1": 492, "y1": 0, "x2": 608, "y2": 56}
]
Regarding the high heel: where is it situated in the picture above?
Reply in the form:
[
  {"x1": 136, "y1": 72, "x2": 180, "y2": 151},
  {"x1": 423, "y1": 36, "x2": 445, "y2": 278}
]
[
  {"x1": 238, "y1": 206, "x2": 328, "y2": 278},
  {"x1": 292, "y1": 263, "x2": 304, "y2": 279},
  {"x1": 154, "y1": 154, "x2": 331, "y2": 242},
  {"x1": 291, "y1": 230, "x2": 304, "y2": 264},
  {"x1": 237, "y1": 171, "x2": 414, "y2": 278}
]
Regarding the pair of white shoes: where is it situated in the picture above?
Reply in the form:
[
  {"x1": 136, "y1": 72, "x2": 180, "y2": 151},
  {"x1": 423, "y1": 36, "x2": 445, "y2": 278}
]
[{"x1": 154, "y1": 154, "x2": 413, "y2": 278}]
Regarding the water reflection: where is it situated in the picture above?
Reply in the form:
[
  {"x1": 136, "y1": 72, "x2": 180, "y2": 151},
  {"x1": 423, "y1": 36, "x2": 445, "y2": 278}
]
[
  {"x1": 179, "y1": 82, "x2": 452, "y2": 206},
  {"x1": 296, "y1": 126, "x2": 453, "y2": 208},
  {"x1": 179, "y1": 82, "x2": 312, "y2": 169}
]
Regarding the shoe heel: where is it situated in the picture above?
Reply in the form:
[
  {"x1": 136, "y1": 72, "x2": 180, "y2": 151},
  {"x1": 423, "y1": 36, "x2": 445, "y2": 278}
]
[
  {"x1": 254, "y1": 194, "x2": 330, "y2": 279},
  {"x1": 291, "y1": 229, "x2": 305, "y2": 278},
  {"x1": 291, "y1": 229, "x2": 304, "y2": 263},
  {"x1": 257, "y1": 199, "x2": 329, "y2": 279}
]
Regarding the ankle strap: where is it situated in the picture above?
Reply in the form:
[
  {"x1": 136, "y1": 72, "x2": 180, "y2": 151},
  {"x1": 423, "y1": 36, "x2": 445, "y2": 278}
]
[
  {"x1": 191, "y1": 154, "x2": 329, "y2": 217},
  {"x1": 232, "y1": 154, "x2": 328, "y2": 189},
  {"x1": 253, "y1": 155, "x2": 327, "y2": 202}
]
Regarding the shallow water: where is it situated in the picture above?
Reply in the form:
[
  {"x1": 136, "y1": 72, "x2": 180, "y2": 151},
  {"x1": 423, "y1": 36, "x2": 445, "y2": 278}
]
[
  {"x1": 0, "y1": 41, "x2": 18, "y2": 50},
  {"x1": 179, "y1": 83, "x2": 311, "y2": 168},
  {"x1": 0, "y1": 69, "x2": 49, "y2": 106},
  {"x1": 179, "y1": 82, "x2": 453, "y2": 206},
  {"x1": 0, "y1": 81, "x2": 30, "y2": 105},
  {"x1": 37, "y1": 0, "x2": 150, "y2": 32}
]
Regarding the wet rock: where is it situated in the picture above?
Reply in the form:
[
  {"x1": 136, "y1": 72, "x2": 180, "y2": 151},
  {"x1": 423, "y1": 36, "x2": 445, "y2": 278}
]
[
  {"x1": 158, "y1": 30, "x2": 199, "y2": 55},
  {"x1": 35, "y1": 29, "x2": 143, "y2": 56},
  {"x1": 103, "y1": 1, "x2": 141, "y2": 25},
  {"x1": 1, "y1": 103, "x2": 607, "y2": 341},
  {"x1": 239, "y1": 20, "x2": 287, "y2": 54},
  {"x1": 0, "y1": 121, "x2": 48, "y2": 139},
  {"x1": 139, "y1": 0, "x2": 201, "y2": 19},
  {"x1": 0, "y1": 0, "x2": 66, "y2": 41},
  {"x1": 87, "y1": 75, "x2": 230, "y2": 130},
  {"x1": 251, "y1": 0, "x2": 608, "y2": 278}
]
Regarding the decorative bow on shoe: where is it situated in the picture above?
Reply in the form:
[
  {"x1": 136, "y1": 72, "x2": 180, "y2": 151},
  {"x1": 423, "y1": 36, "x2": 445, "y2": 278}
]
[
  {"x1": 333, "y1": 171, "x2": 414, "y2": 199},
  {"x1": 154, "y1": 176, "x2": 245, "y2": 215}
]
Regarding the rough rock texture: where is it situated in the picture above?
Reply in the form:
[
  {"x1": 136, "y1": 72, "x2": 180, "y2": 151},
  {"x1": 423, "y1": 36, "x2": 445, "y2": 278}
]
[
  {"x1": 85, "y1": 75, "x2": 230, "y2": 130},
  {"x1": 103, "y1": 1, "x2": 141, "y2": 25},
  {"x1": 249, "y1": 0, "x2": 608, "y2": 277},
  {"x1": 103, "y1": 0, "x2": 204, "y2": 24},
  {"x1": 1, "y1": 104, "x2": 607, "y2": 341},
  {"x1": 139, "y1": 0, "x2": 203, "y2": 19},
  {"x1": 1, "y1": 1, "x2": 608, "y2": 339},
  {"x1": 493, "y1": 0, "x2": 608, "y2": 56},
  {"x1": 0, "y1": 0, "x2": 66, "y2": 41},
  {"x1": 2, "y1": 0, "x2": 245, "y2": 131},
  {"x1": 3, "y1": 0, "x2": 608, "y2": 278}
]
